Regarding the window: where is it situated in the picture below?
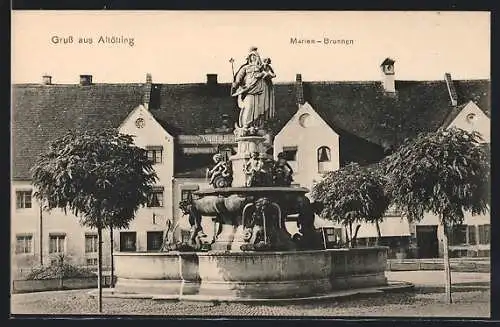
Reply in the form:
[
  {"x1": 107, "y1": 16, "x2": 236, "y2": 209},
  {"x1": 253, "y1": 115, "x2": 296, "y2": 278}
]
[
  {"x1": 85, "y1": 234, "x2": 98, "y2": 253},
  {"x1": 282, "y1": 146, "x2": 298, "y2": 161},
  {"x1": 449, "y1": 225, "x2": 467, "y2": 246},
  {"x1": 16, "y1": 190, "x2": 32, "y2": 209},
  {"x1": 181, "y1": 188, "x2": 198, "y2": 202},
  {"x1": 146, "y1": 146, "x2": 163, "y2": 164},
  {"x1": 219, "y1": 147, "x2": 233, "y2": 161},
  {"x1": 467, "y1": 225, "x2": 477, "y2": 245},
  {"x1": 120, "y1": 232, "x2": 136, "y2": 252},
  {"x1": 466, "y1": 113, "x2": 476, "y2": 124},
  {"x1": 317, "y1": 146, "x2": 332, "y2": 173},
  {"x1": 148, "y1": 186, "x2": 164, "y2": 207},
  {"x1": 478, "y1": 224, "x2": 490, "y2": 245},
  {"x1": 147, "y1": 231, "x2": 164, "y2": 251},
  {"x1": 86, "y1": 258, "x2": 98, "y2": 266},
  {"x1": 16, "y1": 234, "x2": 33, "y2": 254},
  {"x1": 49, "y1": 234, "x2": 66, "y2": 253},
  {"x1": 180, "y1": 230, "x2": 191, "y2": 243},
  {"x1": 320, "y1": 227, "x2": 342, "y2": 248},
  {"x1": 298, "y1": 113, "x2": 311, "y2": 128}
]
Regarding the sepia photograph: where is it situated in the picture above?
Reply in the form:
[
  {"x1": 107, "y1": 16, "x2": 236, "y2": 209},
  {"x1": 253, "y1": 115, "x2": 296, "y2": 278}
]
[{"x1": 10, "y1": 10, "x2": 491, "y2": 317}]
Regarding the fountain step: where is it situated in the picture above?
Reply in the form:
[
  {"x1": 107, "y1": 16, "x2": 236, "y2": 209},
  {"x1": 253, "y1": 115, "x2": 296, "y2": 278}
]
[{"x1": 89, "y1": 281, "x2": 414, "y2": 303}]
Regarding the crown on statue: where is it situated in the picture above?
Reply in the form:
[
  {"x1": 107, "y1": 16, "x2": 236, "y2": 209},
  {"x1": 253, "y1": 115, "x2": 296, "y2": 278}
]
[{"x1": 249, "y1": 46, "x2": 258, "y2": 52}]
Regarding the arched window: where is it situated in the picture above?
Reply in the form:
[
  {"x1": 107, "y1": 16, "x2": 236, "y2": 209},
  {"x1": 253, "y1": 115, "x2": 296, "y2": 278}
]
[
  {"x1": 318, "y1": 146, "x2": 331, "y2": 162},
  {"x1": 317, "y1": 146, "x2": 332, "y2": 173}
]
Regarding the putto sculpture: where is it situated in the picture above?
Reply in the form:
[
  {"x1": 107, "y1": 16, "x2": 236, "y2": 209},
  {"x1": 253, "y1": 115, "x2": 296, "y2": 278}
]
[{"x1": 207, "y1": 153, "x2": 233, "y2": 188}]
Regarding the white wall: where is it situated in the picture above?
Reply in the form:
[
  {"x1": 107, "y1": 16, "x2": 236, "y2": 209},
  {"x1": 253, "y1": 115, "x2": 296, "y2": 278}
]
[
  {"x1": 273, "y1": 102, "x2": 340, "y2": 191},
  {"x1": 118, "y1": 105, "x2": 175, "y2": 251},
  {"x1": 447, "y1": 101, "x2": 490, "y2": 143},
  {"x1": 11, "y1": 181, "x2": 112, "y2": 274}
]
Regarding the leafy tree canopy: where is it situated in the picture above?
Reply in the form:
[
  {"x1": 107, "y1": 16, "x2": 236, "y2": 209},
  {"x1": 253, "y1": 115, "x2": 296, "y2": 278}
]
[
  {"x1": 311, "y1": 162, "x2": 390, "y2": 227},
  {"x1": 31, "y1": 129, "x2": 158, "y2": 229},
  {"x1": 383, "y1": 127, "x2": 490, "y2": 226}
]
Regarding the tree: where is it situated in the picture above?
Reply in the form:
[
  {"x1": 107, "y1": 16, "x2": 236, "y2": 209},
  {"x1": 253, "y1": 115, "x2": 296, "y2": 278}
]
[
  {"x1": 31, "y1": 129, "x2": 157, "y2": 313},
  {"x1": 383, "y1": 127, "x2": 490, "y2": 304},
  {"x1": 311, "y1": 162, "x2": 390, "y2": 248}
]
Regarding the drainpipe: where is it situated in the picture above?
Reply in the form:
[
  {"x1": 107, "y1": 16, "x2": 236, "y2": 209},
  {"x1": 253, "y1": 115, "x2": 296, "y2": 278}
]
[{"x1": 39, "y1": 204, "x2": 43, "y2": 266}]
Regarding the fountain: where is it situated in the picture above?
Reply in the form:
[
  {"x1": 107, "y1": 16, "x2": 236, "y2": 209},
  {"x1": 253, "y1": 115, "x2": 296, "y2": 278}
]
[{"x1": 111, "y1": 47, "x2": 391, "y2": 301}]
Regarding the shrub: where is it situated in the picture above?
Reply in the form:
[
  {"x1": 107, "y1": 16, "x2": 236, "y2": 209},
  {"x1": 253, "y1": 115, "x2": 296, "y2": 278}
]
[{"x1": 26, "y1": 261, "x2": 96, "y2": 280}]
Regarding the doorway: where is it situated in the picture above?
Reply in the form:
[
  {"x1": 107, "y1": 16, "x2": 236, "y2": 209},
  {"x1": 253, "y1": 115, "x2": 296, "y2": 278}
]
[{"x1": 416, "y1": 225, "x2": 439, "y2": 258}]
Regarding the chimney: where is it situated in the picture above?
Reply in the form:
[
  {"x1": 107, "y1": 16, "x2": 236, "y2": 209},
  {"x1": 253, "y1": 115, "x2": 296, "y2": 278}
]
[
  {"x1": 444, "y1": 73, "x2": 458, "y2": 106},
  {"x1": 296, "y1": 74, "x2": 304, "y2": 106},
  {"x1": 207, "y1": 74, "x2": 218, "y2": 85},
  {"x1": 42, "y1": 75, "x2": 52, "y2": 85},
  {"x1": 380, "y1": 58, "x2": 396, "y2": 93},
  {"x1": 143, "y1": 73, "x2": 152, "y2": 109},
  {"x1": 79, "y1": 75, "x2": 92, "y2": 86}
]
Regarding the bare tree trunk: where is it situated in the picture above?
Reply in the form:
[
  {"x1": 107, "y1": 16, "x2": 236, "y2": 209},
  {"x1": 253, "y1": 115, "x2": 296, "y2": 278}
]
[
  {"x1": 375, "y1": 219, "x2": 382, "y2": 246},
  {"x1": 344, "y1": 228, "x2": 350, "y2": 248},
  {"x1": 110, "y1": 226, "x2": 114, "y2": 288},
  {"x1": 97, "y1": 226, "x2": 103, "y2": 313},
  {"x1": 442, "y1": 222, "x2": 452, "y2": 304},
  {"x1": 353, "y1": 224, "x2": 361, "y2": 247},
  {"x1": 39, "y1": 205, "x2": 43, "y2": 266},
  {"x1": 348, "y1": 222, "x2": 353, "y2": 248}
]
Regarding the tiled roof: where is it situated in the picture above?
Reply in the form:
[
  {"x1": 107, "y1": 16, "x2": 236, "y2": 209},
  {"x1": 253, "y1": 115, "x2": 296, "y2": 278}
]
[
  {"x1": 12, "y1": 78, "x2": 490, "y2": 180},
  {"x1": 304, "y1": 80, "x2": 490, "y2": 149},
  {"x1": 12, "y1": 83, "x2": 145, "y2": 180}
]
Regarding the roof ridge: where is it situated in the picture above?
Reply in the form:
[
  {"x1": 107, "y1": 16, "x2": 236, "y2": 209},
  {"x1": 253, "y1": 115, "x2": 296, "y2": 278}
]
[{"x1": 12, "y1": 78, "x2": 490, "y2": 87}]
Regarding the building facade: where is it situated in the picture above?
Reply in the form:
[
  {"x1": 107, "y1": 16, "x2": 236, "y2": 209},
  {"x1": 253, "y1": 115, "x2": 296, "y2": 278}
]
[{"x1": 11, "y1": 58, "x2": 490, "y2": 275}]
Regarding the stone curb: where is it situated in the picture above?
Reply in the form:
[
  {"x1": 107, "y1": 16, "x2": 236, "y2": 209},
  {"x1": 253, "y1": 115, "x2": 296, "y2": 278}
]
[
  {"x1": 386, "y1": 261, "x2": 490, "y2": 273},
  {"x1": 88, "y1": 281, "x2": 414, "y2": 303}
]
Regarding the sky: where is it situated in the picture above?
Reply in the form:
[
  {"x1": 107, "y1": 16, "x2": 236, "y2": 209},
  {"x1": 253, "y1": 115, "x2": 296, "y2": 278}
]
[{"x1": 12, "y1": 11, "x2": 490, "y2": 84}]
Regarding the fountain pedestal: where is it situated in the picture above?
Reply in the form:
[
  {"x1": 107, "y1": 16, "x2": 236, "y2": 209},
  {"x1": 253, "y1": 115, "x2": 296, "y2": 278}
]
[{"x1": 230, "y1": 134, "x2": 272, "y2": 187}]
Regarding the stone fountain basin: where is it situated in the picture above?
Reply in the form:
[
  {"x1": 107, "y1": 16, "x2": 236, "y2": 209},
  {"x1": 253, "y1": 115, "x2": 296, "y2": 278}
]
[
  {"x1": 113, "y1": 247, "x2": 388, "y2": 300},
  {"x1": 194, "y1": 186, "x2": 310, "y2": 196},
  {"x1": 191, "y1": 186, "x2": 311, "y2": 218}
]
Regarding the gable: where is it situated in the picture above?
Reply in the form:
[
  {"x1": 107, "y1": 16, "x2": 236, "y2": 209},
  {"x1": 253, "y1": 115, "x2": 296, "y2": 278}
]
[
  {"x1": 447, "y1": 101, "x2": 490, "y2": 143},
  {"x1": 276, "y1": 102, "x2": 338, "y2": 139},
  {"x1": 119, "y1": 104, "x2": 174, "y2": 145}
]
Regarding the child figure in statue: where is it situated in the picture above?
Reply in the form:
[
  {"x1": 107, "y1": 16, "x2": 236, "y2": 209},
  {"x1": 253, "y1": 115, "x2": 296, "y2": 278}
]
[
  {"x1": 273, "y1": 152, "x2": 294, "y2": 186},
  {"x1": 208, "y1": 153, "x2": 231, "y2": 188},
  {"x1": 262, "y1": 57, "x2": 276, "y2": 79},
  {"x1": 245, "y1": 152, "x2": 265, "y2": 187}
]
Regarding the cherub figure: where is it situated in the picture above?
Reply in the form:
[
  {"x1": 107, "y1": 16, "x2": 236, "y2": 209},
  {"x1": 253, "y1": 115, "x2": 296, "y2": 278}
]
[
  {"x1": 273, "y1": 152, "x2": 294, "y2": 186},
  {"x1": 244, "y1": 152, "x2": 265, "y2": 186},
  {"x1": 262, "y1": 57, "x2": 276, "y2": 79},
  {"x1": 207, "y1": 153, "x2": 231, "y2": 188}
]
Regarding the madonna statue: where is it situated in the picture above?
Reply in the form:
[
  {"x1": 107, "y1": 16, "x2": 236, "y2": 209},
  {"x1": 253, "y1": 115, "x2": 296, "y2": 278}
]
[{"x1": 231, "y1": 47, "x2": 276, "y2": 129}]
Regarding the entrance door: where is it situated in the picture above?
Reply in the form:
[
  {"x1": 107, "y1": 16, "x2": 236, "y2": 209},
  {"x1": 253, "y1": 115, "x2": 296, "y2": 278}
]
[{"x1": 416, "y1": 225, "x2": 439, "y2": 258}]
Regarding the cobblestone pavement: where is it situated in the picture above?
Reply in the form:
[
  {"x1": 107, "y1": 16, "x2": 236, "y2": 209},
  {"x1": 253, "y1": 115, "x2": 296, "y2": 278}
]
[
  {"x1": 11, "y1": 272, "x2": 490, "y2": 317},
  {"x1": 11, "y1": 288, "x2": 489, "y2": 317}
]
